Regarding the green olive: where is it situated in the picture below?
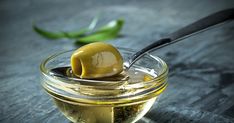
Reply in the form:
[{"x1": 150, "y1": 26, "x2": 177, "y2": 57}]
[{"x1": 71, "y1": 42, "x2": 123, "y2": 79}]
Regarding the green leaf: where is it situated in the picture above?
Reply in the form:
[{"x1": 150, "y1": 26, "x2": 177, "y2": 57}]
[
  {"x1": 96, "y1": 19, "x2": 124, "y2": 33},
  {"x1": 33, "y1": 24, "x2": 91, "y2": 39},
  {"x1": 77, "y1": 32, "x2": 119, "y2": 43},
  {"x1": 64, "y1": 16, "x2": 99, "y2": 38},
  {"x1": 63, "y1": 28, "x2": 89, "y2": 38},
  {"x1": 76, "y1": 19, "x2": 124, "y2": 43},
  {"x1": 33, "y1": 17, "x2": 124, "y2": 44},
  {"x1": 33, "y1": 25, "x2": 66, "y2": 39}
]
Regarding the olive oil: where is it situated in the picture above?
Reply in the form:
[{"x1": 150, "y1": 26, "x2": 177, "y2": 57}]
[
  {"x1": 44, "y1": 68, "x2": 165, "y2": 123},
  {"x1": 53, "y1": 97, "x2": 156, "y2": 123}
]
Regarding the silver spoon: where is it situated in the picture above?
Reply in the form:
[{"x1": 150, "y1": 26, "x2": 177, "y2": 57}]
[
  {"x1": 125, "y1": 8, "x2": 234, "y2": 69},
  {"x1": 50, "y1": 8, "x2": 234, "y2": 78}
]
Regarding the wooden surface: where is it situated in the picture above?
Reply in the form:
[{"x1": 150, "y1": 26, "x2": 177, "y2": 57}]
[{"x1": 1, "y1": 0, "x2": 234, "y2": 123}]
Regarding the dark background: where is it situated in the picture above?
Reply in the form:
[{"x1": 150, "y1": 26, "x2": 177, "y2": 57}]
[{"x1": 1, "y1": 0, "x2": 234, "y2": 123}]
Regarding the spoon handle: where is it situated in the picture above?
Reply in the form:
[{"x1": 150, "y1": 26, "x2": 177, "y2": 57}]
[{"x1": 127, "y1": 8, "x2": 234, "y2": 68}]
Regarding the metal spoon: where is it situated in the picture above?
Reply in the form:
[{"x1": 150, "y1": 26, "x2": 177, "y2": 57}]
[
  {"x1": 50, "y1": 8, "x2": 234, "y2": 78},
  {"x1": 125, "y1": 8, "x2": 234, "y2": 69}
]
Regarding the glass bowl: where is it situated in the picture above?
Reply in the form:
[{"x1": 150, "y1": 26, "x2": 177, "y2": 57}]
[{"x1": 40, "y1": 48, "x2": 168, "y2": 123}]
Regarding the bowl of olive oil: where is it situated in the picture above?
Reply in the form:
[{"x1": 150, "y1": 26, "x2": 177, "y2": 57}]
[{"x1": 40, "y1": 48, "x2": 168, "y2": 123}]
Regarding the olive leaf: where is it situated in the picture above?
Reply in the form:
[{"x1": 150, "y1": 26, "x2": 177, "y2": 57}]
[
  {"x1": 33, "y1": 17, "x2": 124, "y2": 44},
  {"x1": 76, "y1": 19, "x2": 124, "y2": 43},
  {"x1": 33, "y1": 25, "x2": 66, "y2": 39}
]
